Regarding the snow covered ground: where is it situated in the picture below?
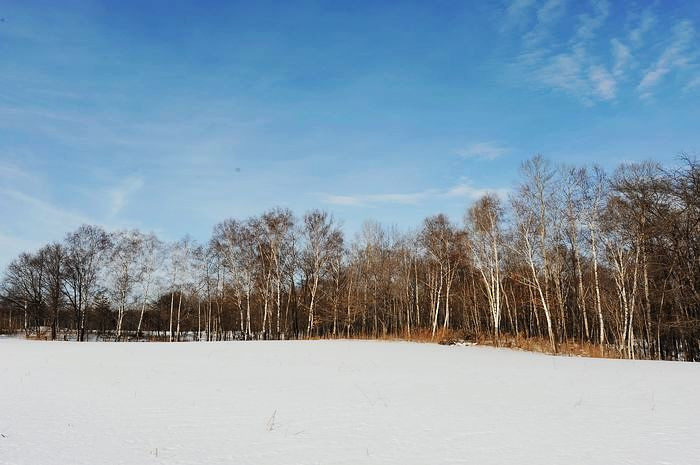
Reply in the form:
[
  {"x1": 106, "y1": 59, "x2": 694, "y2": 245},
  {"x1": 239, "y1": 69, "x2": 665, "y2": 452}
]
[{"x1": 1, "y1": 339, "x2": 698, "y2": 465}]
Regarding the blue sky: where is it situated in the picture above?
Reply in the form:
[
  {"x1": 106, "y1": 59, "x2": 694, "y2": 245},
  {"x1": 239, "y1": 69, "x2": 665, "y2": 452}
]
[{"x1": 1, "y1": 0, "x2": 699, "y2": 267}]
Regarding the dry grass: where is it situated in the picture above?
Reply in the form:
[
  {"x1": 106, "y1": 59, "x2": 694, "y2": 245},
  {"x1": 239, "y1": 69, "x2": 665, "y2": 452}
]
[
  {"x1": 477, "y1": 334, "x2": 622, "y2": 359},
  {"x1": 326, "y1": 329, "x2": 623, "y2": 359},
  {"x1": 333, "y1": 328, "x2": 465, "y2": 345}
]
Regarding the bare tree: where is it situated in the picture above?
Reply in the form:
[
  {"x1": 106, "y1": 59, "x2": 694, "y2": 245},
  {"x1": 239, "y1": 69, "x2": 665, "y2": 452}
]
[
  {"x1": 62, "y1": 225, "x2": 111, "y2": 342},
  {"x1": 108, "y1": 230, "x2": 143, "y2": 341},
  {"x1": 467, "y1": 195, "x2": 504, "y2": 344},
  {"x1": 512, "y1": 156, "x2": 557, "y2": 352},
  {"x1": 583, "y1": 165, "x2": 608, "y2": 348},
  {"x1": 260, "y1": 208, "x2": 295, "y2": 339},
  {"x1": 2, "y1": 252, "x2": 45, "y2": 335},
  {"x1": 39, "y1": 243, "x2": 64, "y2": 340},
  {"x1": 166, "y1": 237, "x2": 191, "y2": 342},
  {"x1": 135, "y1": 233, "x2": 163, "y2": 340},
  {"x1": 302, "y1": 210, "x2": 342, "y2": 337}
]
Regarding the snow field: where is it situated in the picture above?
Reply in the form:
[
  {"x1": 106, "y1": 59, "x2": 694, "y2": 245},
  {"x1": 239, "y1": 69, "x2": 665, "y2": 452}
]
[{"x1": 1, "y1": 339, "x2": 698, "y2": 465}]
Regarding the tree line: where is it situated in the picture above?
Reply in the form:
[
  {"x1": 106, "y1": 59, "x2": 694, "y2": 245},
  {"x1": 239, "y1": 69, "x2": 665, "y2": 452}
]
[{"x1": 2, "y1": 156, "x2": 699, "y2": 360}]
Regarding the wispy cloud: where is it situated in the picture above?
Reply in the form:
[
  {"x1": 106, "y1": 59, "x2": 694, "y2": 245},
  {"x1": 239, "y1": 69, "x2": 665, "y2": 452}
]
[
  {"x1": 685, "y1": 75, "x2": 700, "y2": 91},
  {"x1": 512, "y1": 0, "x2": 618, "y2": 104},
  {"x1": 611, "y1": 38, "x2": 631, "y2": 78},
  {"x1": 503, "y1": 0, "x2": 537, "y2": 31},
  {"x1": 574, "y1": 0, "x2": 609, "y2": 41},
  {"x1": 108, "y1": 175, "x2": 144, "y2": 217},
  {"x1": 628, "y1": 9, "x2": 656, "y2": 46},
  {"x1": 456, "y1": 142, "x2": 510, "y2": 160},
  {"x1": 0, "y1": 160, "x2": 36, "y2": 183},
  {"x1": 507, "y1": 1, "x2": 697, "y2": 104},
  {"x1": 637, "y1": 20, "x2": 696, "y2": 98},
  {"x1": 444, "y1": 183, "x2": 511, "y2": 200},
  {"x1": 534, "y1": 47, "x2": 618, "y2": 104},
  {"x1": 324, "y1": 192, "x2": 427, "y2": 206},
  {"x1": 0, "y1": 188, "x2": 93, "y2": 235},
  {"x1": 322, "y1": 182, "x2": 510, "y2": 207},
  {"x1": 535, "y1": 47, "x2": 589, "y2": 101},
  {"x1": 0, "y1": 160, "x2": 148, "y2": 268},
  {"x1": 589, "y1": 65, "x2": 616, "y2": 100},
  {"x1": 522, "y1": 0, "x2": 567, "y2": 48}
]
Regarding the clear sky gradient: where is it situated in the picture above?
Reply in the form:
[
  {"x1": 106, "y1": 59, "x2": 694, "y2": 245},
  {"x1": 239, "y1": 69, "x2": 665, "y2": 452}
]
[{"x1": 1, "y1": 0, "x2": 698, "y2": 267}]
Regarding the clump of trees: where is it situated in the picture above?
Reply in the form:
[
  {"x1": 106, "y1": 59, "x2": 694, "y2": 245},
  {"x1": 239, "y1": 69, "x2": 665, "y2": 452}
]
[{"x1": 2, "y1": 156, "x2": 699, "y2": 361}]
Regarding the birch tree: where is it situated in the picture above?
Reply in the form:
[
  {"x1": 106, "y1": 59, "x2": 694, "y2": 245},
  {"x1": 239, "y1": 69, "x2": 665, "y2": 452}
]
[
  {"x1": 135, "y1": 233, "x2": 162, "y2": 340},
  {"x1": 512, "y1": 156, "x2": 557, "y2": 352},
  {"x1": 167, "y1": 237, "x2": 191, "y2": 342},
  {"x1": 108, "y1": 230, "x2": 143, "y2": 341},
  {"x1": 302, "y1": 210, "x2": 342, "y2": 337},
  {"x1": 467, "y1": 195, "x2": 504, "y2": 343}
]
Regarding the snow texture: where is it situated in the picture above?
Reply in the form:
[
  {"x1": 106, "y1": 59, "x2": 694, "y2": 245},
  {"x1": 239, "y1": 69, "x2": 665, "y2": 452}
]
[{"x1": 1, "y1": 338, "x2": 698, "y2": 465}]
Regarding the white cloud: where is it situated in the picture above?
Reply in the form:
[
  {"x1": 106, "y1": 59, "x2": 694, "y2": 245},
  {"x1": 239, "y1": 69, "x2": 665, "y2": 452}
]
[
  {"x1": 0, "y1": 186, "x2": 95, "y2": 268},
  {"x1": 324, "y1": 192, "x2": 429, "y2": 206},
  {"x1": 538, "y1": 49, "x2": 585, "y2": 90},
  {"x1": 0, "y1": 188, "x2": 92, "y2": 230},
  {"x1": 508, "y1": 2, "x2": 697, "y2": 105},
  {"x1": 445, "y1": 183, "x2": 511, "y2": 200},
  {"x1": 0, "y1": 161, "x2": 35, "y2": 182},
  {"x1": 323, "y1": 191, "x2": 432, "y2": 207},
  {"x1": 575, "y1": 0, "x2": 609, "y2": 41},
  {"x1": 512, "y1": 1, "x2": 617, "y2": 104},
  {"x1": 589, "y1": 65, "x2": 616, "y2": 100},
  {"x1": 0, "y1": 161, "x2": 150, "y2": 268},
  {"x1": 638, "y1": 20, "x2": 696, "y2": 95},
  {"x1": 629, "y1": 9, "x2": 656, "y2": 46},
  {"x1": 638, "y1": 67, "x2": 668, "y2": 91},
  {"x1": 456, "y1": 142, "x2": 510, "y2": 160},
  {"x1": 534, "y1": 47, "x2": 618, "y2": 104},
  {"x1": 322, "y1": 182, "x2": 510, "y2": 207},
  {"x1": 522, "y1": 0, "x2": 567, "y2": 48},
  {"x1": 685, "y1": 75, "x2": 700, "y2": 91},
  {"x1": 323, "y1": 195, "x2": 364, "y2": 206},
  {"x1": 108, "y1": 175, "x2": 144, "y2": 217},
  {"x1": 503, "y1": 0, "x2": 537, "y2": 30},
  {"x1": 536, "y1": 0, "x2": 565, "y2": 24},
  {"x1": 611, "y1": 38, "x2": 631, "y2": 78}
]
